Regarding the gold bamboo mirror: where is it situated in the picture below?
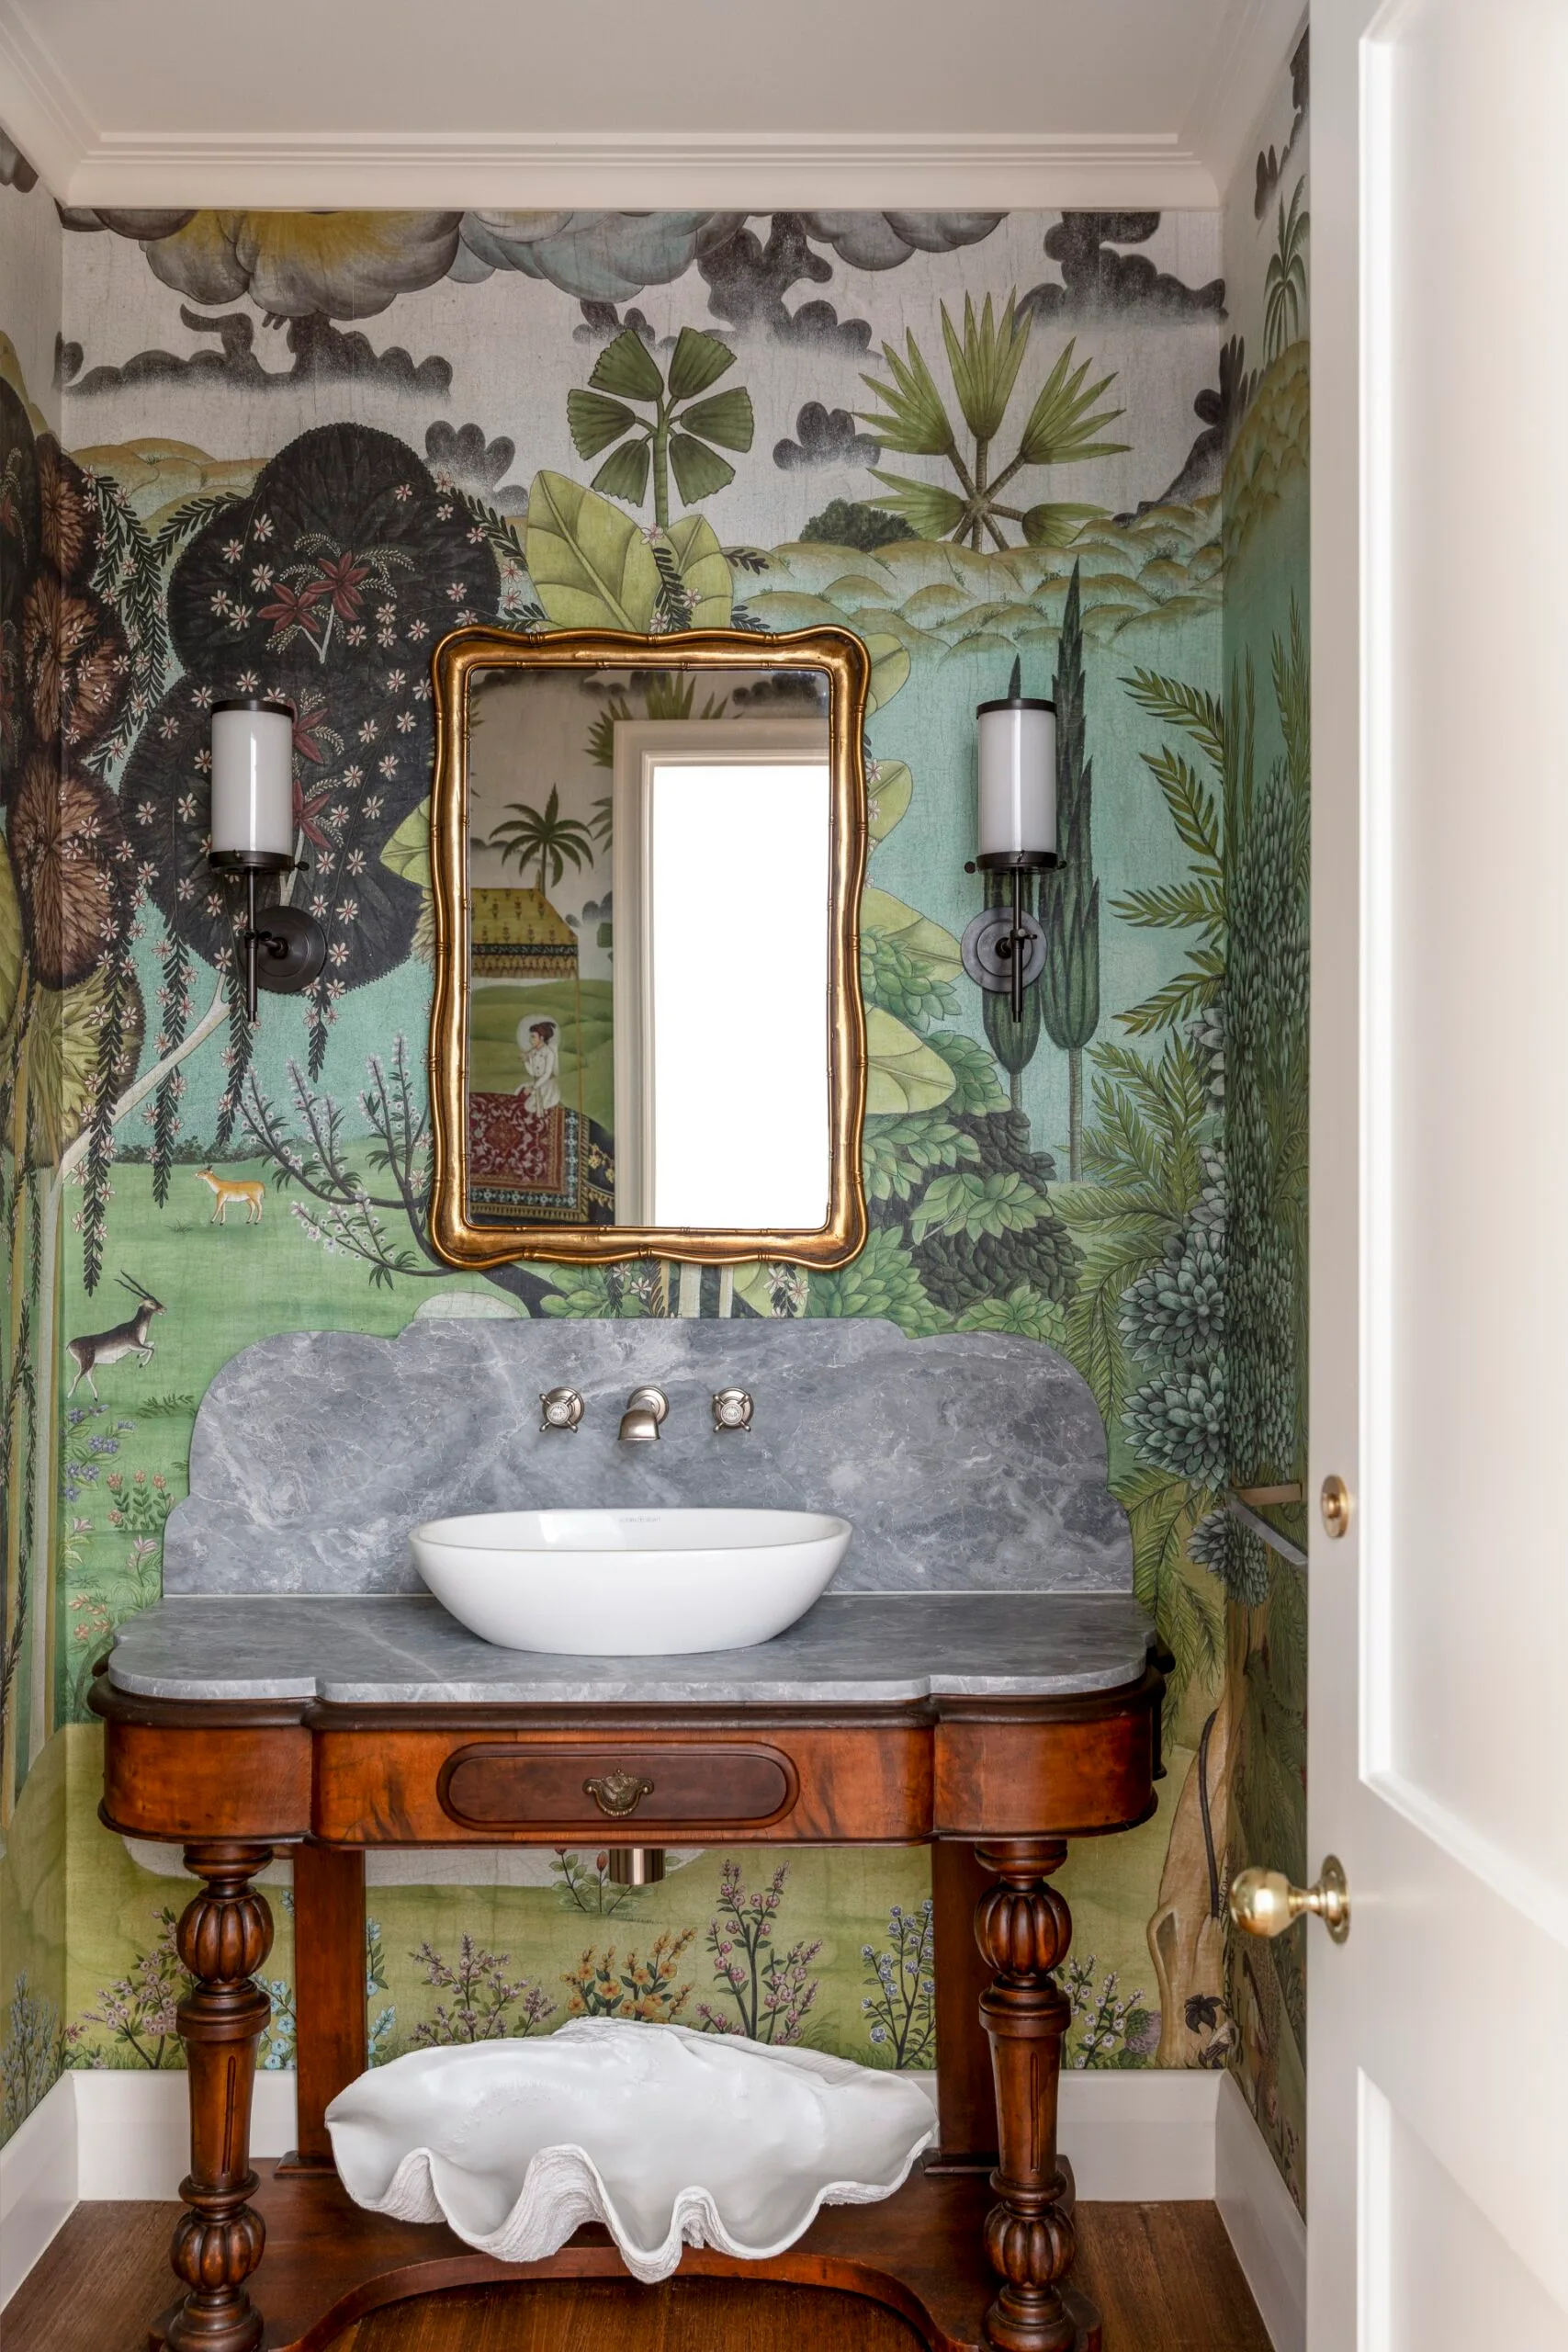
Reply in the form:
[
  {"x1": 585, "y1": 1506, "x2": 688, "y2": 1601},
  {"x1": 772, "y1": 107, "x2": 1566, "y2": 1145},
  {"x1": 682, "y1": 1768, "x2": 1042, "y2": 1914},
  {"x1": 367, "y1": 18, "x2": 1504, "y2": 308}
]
[{"x1": 428, "y1": 627, "x2": 870, "y2": 1270}]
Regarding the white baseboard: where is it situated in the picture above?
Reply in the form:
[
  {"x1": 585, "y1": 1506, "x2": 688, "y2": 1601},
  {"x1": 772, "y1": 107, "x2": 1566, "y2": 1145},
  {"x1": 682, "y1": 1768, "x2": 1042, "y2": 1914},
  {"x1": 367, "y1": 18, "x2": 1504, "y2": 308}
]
[
  {"x1": 1216, "y1": 2071, "x2": 1307, "y2": 2352},
  {"x1": 909, "y1": 2064, "x2": 1219, "y2": 2199},
  {"x1": 4, "y1": 2065, "x2": 1230, "y2": 2303},
  {"x1": 1061, "y1": 2066, "x2": 1221, "y2": 2199},
  {"x1": 73, "y1": 2067, "x2": 299, "y2": 2200},
  {"x1": 0, "y1": 2074, "x2": 77, "y2": 2308}
]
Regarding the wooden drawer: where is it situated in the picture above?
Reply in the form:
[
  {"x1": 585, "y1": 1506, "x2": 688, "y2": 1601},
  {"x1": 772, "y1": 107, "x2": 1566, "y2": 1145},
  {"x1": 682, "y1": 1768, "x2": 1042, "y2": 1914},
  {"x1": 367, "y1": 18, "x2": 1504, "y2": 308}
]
[
  {"x1": 309, "y1": 1717, "x2": 935, "y2": 1843},
  {"x1": 439, "y1": 1742, "x2": 795, "y2": 1831}
]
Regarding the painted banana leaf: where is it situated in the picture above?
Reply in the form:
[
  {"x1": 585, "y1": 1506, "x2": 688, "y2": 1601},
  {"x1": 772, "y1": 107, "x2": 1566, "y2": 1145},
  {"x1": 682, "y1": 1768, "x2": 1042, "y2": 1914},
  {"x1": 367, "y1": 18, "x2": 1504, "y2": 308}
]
[
  {"x1": 863, "y1": 633, "x2": 911, "y2": 713},
  {"x1": 525, "y1": 471, "x2": 663, "y2": 631},
  {"x1": 864, "y1": 1005, "x2": 957, "y2": 1114},
  {"x1": 661, "y1": 513, "x2": 734, "y2": 628},
  {"x1": 380, "y1": 798, "x2": 432, "y2": 889},
  {"x1": 861, "y1": 888, "x2": 962, "y2": 979},
  {"x1": 866, "y1": 759, "x2": 913, "y2": 843}
]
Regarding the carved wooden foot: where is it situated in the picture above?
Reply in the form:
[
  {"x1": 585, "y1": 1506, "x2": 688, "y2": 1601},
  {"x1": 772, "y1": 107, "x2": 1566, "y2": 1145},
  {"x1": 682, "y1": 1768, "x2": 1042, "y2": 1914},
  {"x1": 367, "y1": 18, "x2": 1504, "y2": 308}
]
[
  {"x1": 974, "y1": 1838, "x2": 1089, "y2": 2352},
  {"x1": 163, "y1": 1842, "x2": 274, "y2": 2352}
]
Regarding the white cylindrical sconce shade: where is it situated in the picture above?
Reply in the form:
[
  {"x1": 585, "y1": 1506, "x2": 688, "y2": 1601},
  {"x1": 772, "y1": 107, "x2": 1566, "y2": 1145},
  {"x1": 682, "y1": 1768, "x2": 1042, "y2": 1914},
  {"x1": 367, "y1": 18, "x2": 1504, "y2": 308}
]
[
  {"x1": 976, "y1": 695, "x2": 1056, "y2": 866},
  {"x1": 209, "y1": 698, "x2": 295, "y2": 868}
]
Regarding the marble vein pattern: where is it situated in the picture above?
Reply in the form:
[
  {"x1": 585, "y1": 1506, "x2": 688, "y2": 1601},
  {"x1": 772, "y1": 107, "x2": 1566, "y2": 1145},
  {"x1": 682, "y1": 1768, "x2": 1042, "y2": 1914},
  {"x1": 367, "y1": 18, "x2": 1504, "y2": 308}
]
[
  {"x1": 164, "y1": 1318, "x2": 1132, "y2": 1598},
  {"x1": 106, "y1": 1591, "x2": 1157, "y2": 1705}
]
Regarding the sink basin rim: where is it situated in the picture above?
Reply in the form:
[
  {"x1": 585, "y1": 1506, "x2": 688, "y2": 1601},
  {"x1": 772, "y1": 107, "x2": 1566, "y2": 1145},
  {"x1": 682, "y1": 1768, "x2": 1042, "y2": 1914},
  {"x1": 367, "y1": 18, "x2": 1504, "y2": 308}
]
[{"x1": 412, "y1": 1507, "x2": 852, "y2": 1557}]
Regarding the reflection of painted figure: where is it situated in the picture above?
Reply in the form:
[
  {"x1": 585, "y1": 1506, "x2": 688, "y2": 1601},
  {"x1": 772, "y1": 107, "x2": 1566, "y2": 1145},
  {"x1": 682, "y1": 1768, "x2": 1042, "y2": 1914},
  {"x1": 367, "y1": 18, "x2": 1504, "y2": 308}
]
[{"x1": 518, "y1": 1019, "x2": 559, "y2": 1114}]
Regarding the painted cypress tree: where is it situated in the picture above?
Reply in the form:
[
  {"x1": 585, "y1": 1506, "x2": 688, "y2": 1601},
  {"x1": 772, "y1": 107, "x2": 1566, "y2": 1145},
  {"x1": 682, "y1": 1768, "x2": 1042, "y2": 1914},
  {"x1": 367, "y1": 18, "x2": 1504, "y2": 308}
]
[
  {"x1": 1038, "y1": 560, "x2": 1100, "y2": 1178},
  {"x1": 980, "y1": 860, "x2": 1043, "y2": 1118}
]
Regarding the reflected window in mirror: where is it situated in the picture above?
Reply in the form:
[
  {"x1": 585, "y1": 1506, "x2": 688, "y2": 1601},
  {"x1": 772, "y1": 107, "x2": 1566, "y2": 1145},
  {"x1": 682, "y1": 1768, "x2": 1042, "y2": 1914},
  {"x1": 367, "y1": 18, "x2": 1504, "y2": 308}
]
[
  {"x1": 428, "y1": 629, "x2": 868, "y2": 1271},
  {"x1": 614, "y1": 717, "x2": 830, "y2": 1227}
]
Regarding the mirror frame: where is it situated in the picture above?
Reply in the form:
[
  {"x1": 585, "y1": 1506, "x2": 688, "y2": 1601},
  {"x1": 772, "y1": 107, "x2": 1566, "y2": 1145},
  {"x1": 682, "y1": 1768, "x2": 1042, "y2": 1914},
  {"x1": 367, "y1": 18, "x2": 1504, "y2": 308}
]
[{"x1": 427, "y1": 624, "x2": 870, "y2": 1271}]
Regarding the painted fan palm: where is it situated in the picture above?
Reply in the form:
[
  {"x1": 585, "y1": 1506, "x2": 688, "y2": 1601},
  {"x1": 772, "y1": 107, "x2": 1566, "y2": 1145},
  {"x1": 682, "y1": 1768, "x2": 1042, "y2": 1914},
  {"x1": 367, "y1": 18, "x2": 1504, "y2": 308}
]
[
  {"x1": 568, "y1": 328, "x2": 755, "y2": 531},
  {"x1": 1263, "y1": 181, "x2": 1309, "y2": 363},
  {"x1": 858, "y1": 293, "x2": 1128, "y2": 552},
  {"x1": 486, "y1": 786, "x2": 595, "y2": 897}
]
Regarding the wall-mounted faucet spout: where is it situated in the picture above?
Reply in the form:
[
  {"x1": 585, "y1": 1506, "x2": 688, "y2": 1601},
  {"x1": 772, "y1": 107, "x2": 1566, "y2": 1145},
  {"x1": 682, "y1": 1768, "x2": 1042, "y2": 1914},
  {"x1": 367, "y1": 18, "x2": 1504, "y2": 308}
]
[{"x1": 617, "y1": 1386, "x2": 668, "y2": 1443}]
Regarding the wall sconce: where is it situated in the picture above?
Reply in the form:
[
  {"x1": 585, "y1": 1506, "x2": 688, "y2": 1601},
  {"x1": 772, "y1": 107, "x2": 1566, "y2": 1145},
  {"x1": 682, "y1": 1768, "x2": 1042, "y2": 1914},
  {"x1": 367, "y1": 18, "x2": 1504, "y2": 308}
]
[
  {"x1": 208, "y1": 697, "x2": 326, "y2": 1023},
  {"x1": 960, "y1": 659, "x2": 1058, "y2": 1023}
]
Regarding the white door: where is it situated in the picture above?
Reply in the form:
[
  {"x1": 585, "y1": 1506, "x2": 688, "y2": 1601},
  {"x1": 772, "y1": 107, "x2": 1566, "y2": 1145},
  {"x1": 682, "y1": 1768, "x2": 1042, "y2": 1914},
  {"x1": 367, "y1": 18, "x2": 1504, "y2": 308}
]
[{"x1": 1303, "y1": 0, "x2": 1568, "y2": 2342}]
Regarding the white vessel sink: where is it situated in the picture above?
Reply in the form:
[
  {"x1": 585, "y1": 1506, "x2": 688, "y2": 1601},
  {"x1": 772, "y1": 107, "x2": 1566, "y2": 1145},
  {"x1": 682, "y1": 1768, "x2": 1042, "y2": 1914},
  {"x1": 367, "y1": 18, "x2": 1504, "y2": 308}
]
[{"x1": 409, "y1": 1507, "x2": 852, "y2": 1656}]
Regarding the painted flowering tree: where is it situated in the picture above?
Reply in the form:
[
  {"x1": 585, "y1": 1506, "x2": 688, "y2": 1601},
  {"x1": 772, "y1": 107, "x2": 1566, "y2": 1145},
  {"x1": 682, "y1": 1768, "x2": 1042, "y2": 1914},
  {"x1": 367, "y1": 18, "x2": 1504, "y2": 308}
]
[
  {"x1": 2, "y1": 383, "x2": 148, "y2": 1799},
  {"x1": 120, "y1": 421, "x2": 502, "y2": 1125}
]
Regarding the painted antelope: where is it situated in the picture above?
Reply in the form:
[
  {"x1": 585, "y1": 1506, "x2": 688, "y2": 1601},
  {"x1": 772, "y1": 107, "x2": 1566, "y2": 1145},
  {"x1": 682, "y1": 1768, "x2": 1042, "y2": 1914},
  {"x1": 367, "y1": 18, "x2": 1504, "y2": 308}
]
[
  {"x1": 196, "y1": 1167, "x2": 265, "y2": 1225},
  {"x1": 65, "y1": 1275, "x2": 166, "y2": 1401}
]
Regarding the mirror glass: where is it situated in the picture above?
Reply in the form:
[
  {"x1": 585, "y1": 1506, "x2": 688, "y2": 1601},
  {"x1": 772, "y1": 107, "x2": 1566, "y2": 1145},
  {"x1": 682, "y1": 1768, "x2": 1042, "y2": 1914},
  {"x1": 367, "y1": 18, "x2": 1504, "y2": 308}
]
[{"x1": 463, "y1": 661, "x2": 832, "y2": 1234}]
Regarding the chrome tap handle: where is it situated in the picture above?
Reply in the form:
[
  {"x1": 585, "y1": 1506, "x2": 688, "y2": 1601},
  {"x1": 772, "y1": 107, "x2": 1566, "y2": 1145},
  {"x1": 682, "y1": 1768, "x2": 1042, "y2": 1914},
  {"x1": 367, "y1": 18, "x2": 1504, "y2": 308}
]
[
  {"x1": 712, "y1": 1387, "x2": 753, "y2": 1433},
  {"x1": 539, "y1": 1386, "x2": 584, "y2": 1433}
]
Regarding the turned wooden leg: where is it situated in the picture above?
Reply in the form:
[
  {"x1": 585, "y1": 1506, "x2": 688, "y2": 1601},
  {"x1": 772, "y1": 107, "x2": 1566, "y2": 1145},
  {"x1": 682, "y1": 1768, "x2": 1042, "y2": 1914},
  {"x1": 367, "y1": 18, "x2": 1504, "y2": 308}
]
[
  {"x1": 975, "y1": 1838, "x2": 1089, "y2": 2352},
  {"x1": 164, "y1": 1842, "x2": 274, "y2": 2352}
]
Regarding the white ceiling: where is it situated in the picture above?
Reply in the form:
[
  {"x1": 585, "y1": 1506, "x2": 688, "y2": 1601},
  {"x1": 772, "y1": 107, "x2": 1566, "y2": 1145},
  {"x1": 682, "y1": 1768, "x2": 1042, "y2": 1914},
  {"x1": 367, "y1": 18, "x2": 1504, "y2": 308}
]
[{"x1": 0, "y1": 0, "x2": 1303, "y2": 209}]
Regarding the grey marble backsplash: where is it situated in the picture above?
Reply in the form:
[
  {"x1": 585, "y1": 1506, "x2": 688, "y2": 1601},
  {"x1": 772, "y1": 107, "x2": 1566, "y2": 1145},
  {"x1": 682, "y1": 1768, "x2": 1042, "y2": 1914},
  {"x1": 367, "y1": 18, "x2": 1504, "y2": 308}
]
[{"x1": 164, "y1": 1316, "x2": 1131, "y2": 1598}]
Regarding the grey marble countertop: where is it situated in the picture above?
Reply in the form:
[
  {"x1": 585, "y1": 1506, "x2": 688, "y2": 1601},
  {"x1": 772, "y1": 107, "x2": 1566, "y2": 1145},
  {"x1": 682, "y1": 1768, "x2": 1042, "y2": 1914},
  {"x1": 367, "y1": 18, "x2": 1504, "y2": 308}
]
[{"x1": 106, "y1": 1591, "x2": 1157, "y2": 1706}]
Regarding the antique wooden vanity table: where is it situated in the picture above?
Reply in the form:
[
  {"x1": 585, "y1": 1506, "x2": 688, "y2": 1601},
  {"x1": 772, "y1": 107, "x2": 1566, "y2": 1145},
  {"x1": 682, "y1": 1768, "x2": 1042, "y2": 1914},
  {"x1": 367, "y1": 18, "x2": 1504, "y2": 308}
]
[{"x1": 93, "y1": 1593, "x2": 1163, "y2": 2352}]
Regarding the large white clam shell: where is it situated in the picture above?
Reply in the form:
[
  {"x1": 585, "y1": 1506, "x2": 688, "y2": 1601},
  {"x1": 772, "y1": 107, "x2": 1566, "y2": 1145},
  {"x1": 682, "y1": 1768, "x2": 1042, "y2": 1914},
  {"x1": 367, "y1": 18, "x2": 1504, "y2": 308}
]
[{"x1": 326, "y1": 2018, "x2": 938, "y2": 2284}]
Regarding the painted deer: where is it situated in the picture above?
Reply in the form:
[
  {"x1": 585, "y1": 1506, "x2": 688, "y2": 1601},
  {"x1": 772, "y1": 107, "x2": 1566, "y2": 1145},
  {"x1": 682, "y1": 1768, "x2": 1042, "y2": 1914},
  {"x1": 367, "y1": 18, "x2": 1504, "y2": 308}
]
[
  {"x1": 196, "y1": 1167, "x2": 265, "y2": 1225},
  {"x1": 65, "y1": 1275, "x2": 166, "y2": 1401}
]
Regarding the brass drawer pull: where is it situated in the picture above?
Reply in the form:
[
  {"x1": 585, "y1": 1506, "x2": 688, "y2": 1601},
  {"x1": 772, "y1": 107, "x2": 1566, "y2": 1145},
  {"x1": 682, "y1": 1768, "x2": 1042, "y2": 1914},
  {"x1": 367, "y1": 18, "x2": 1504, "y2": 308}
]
[{"x1": 583, "y1": 1771, "x2": 655, "y2": 1817}]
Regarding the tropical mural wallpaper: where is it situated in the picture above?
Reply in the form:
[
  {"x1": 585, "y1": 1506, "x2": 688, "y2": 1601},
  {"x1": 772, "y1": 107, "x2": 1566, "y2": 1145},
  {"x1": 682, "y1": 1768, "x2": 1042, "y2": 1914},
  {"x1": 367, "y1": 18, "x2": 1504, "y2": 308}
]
[{"x1": 0, "y1": 27, "x2": 1309, "y2": 2213}]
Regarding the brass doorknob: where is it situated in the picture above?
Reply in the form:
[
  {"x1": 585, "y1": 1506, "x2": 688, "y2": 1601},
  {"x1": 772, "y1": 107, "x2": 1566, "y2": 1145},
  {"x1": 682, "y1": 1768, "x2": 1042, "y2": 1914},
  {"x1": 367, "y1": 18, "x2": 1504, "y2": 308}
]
[
  {"x1": 1230, "y1": 1855, "x2": 1351, "y2": 1944},
  {"x1": 1320, "y1": 1475, "x2": 1352, "y2": 1537}
]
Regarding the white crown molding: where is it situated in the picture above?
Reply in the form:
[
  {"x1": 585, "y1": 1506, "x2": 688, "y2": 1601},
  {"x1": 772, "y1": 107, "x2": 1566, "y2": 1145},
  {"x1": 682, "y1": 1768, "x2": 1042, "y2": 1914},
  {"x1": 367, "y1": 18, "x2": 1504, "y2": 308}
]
[
  {"x1": 59, "y1": 130, "x2": 1218, "y2": 211},
  {"x1": 0, "y1": 0, "x2": 95, "y2": 198},
  {"x1": 1182, "y1": 0, "x2": 1306, "y2": 204}
]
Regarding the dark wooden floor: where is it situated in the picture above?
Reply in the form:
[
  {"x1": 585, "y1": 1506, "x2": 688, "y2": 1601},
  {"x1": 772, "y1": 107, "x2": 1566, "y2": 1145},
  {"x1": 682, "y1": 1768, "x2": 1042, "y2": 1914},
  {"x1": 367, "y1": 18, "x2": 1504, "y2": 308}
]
[{"x1": 6, "y1": 2200, "x2": 1272, "y2": 2352}]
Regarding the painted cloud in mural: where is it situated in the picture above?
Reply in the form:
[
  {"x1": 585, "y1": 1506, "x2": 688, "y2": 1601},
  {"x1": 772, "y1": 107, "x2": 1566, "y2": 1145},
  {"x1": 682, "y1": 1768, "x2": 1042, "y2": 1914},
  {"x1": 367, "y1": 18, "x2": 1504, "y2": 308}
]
[
  {"x1": 795, "y1": 212, "x2": 1004, "y2": 269},
  {"x1": 454, "y1": 210, "x2": 745, "y2": 302},
  {"x1": 61, "y1": 307, "x2": 457, "y2": 397},
  {"x1": 0, "y1": 130, "x2": 38, "y2": 191},
  {"x1": 423, "y1": 419, "x2": 527, "y2": 509},
  {"x1": 58, "y1": 209, "x2": 1007, "y2": 330},
  {"x1": 145, "y1": 210, "x2": 461, "y2": 318},
  {"x1": 1021, "y1": 214, "x2": 1225, "y2": 323},
  {"x1": 773, "y1": 400, "x2": 879, "y2": 470},
  {"x1": 1255, "y1": 31, "x2": 1309, "y2": 219}
]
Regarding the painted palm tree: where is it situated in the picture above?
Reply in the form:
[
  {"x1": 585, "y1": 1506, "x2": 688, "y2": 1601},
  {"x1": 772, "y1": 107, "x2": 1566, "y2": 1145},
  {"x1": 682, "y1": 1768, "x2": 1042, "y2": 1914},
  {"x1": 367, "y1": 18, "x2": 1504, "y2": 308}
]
[
  {"x1": 1263, "y1": 181, "x2": 1310, "y2": 363},
  {"x1": 858, "y1": 293, "x2": 1128, "y2": 553},
  {"x1": 568, "y1": 328, "x2": 754, "y2": 531},
  {"x1": 486, "y1": 786, "x2": 595, "y2": 898}
]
